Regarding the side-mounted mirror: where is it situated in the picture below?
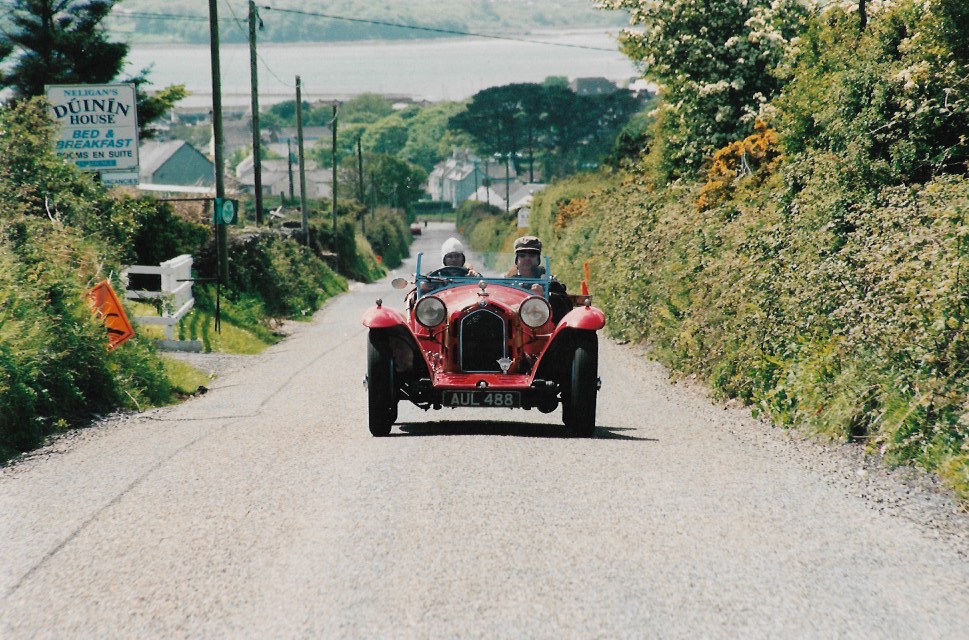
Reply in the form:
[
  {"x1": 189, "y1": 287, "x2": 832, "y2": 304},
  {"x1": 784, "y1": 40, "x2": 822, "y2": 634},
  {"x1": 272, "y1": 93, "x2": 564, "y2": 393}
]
[{"x1": 391, "y1": 277, "x2": 410, "y2": 290}]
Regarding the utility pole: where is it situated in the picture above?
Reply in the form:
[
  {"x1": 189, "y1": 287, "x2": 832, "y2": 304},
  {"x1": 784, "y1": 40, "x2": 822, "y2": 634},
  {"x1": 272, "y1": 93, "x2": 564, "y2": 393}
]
[
  {"x1": 287, "y1": 138, "x2": 294, "y2": 201},
  {"x1": 296, "y1": 77, "x2": 308, "y2": 244},
  {"x1": 357, "y1": 134, "x2": 365, "y2": 234},
  {"x1": 356, "y1": 135, "x2": 365, "y2": 206},
  {"x1": 370, "y1": 171, "x2": 376, "y2": 216},
  {"x1": 248, "y1": 0, "x2": 263, "y2": 225},
  {"x1": 504, "y1": 152, "x2": 510, "y2": 213},
  {"x1": 331, "y1": 103, "x2": 338, "y2": 232},
  {"x1": 208, "y1": 0, "x2": 228, "y2": 289}
]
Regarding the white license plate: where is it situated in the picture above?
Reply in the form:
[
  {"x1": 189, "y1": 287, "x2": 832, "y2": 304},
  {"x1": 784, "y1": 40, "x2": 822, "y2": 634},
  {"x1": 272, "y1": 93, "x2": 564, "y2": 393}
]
[{"x1": 443, "y1": 390, "x2": 521, "y2": 408}]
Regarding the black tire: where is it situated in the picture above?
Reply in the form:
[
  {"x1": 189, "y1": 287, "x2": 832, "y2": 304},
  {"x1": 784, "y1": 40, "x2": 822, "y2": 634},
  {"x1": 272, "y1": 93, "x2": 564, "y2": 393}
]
[
  {"x1": 367, "y1": 332, "x2": 396, "y2": 437},
  {"x1": 565, "y1": 333, "x2": 598, "y2": 437}
]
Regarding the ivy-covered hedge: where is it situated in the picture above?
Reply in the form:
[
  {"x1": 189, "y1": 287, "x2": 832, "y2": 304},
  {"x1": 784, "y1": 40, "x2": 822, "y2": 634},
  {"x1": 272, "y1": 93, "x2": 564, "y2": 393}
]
[{"x1": 527, "y1": 164, "x2": 969, "y2": 498}]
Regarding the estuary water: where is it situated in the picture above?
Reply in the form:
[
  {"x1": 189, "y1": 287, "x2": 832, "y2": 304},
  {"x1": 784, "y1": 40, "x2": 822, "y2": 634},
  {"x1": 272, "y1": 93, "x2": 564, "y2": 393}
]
[{"x1": 124, "y1": 30, "x2": 639, "y2": 107}]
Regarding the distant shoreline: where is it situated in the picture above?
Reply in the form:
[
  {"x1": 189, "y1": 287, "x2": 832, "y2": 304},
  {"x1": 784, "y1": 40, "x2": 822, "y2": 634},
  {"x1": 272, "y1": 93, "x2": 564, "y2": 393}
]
[{"x1": 124, "y1": 27, "x2": 624, "y2": 50}]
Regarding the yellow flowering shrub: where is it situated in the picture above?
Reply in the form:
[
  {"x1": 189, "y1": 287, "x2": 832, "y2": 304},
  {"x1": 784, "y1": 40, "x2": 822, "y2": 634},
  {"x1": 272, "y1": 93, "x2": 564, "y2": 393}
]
[{"x1": 696, "y1": 120, "x2": 781, "y2": 211}]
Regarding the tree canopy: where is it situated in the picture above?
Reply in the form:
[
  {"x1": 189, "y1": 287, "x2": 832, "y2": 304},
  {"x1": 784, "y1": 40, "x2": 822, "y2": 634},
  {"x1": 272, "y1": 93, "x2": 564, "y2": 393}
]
[{"x1": 449, "y1": 82, "x2": 645, "y2": 179}]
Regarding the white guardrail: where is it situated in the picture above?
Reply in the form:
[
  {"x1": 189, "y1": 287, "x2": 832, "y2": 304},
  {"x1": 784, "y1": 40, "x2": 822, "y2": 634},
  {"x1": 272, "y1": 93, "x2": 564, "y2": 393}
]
[{"x1": 121, "y1": 254, "x2": 195, "y2": 340}]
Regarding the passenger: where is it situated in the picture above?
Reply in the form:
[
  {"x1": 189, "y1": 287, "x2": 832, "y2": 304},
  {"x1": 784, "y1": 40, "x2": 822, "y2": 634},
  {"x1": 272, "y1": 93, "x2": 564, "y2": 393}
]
[
  {"x1": 507, "y1": 235, "x2": 544, "y2": 279},
  {"x1": 507, "y1": 235, "x2": 571, "y2": 321}
]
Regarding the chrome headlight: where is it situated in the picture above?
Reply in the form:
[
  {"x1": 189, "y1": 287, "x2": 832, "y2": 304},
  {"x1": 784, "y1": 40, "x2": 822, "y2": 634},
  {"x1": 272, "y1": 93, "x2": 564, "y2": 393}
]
[
  {"x1": 415, "y1": 296, "x2": 446, "y2": 327},
  {"x1": 519, "y1": 297, "x2": 551, "y2": 328}
]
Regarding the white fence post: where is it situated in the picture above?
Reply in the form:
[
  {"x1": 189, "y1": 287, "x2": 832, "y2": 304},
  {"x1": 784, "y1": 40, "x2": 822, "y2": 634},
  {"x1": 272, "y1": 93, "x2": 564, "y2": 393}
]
[{"x1": 121, "y1": 254, "x2": 195, "y2": 340}]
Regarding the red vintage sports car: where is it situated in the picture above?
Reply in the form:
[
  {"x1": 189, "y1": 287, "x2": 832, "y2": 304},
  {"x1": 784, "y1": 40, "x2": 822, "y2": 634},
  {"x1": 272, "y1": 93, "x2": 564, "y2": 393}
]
[{"x1": 362, "y1": 252, "x2": 605, "y2": 437}]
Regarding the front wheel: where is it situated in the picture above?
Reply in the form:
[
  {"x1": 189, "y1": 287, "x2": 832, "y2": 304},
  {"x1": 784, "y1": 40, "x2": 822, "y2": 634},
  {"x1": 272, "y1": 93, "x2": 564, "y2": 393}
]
[
  {"x1": 563, "y1": 333, "x2": 598, "y2": 437},
  {"x1": 367, "y1": 332, "x2": 396, "y2": 437}
]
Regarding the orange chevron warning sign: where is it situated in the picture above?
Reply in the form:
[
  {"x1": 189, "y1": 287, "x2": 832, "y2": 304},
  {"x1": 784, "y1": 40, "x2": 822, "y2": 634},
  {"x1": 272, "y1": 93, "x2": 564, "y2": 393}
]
[{"x1": 87, "y1": 280, "x2": 135, "y2": 350}]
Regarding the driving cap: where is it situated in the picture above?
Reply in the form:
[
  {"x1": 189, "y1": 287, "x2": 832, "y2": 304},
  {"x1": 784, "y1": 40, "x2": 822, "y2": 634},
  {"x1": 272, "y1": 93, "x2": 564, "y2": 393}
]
[
  {"x1": 441, "y1": 237, "x2": 465, "y2": 261},
  {"x1": 514, "y1": 235, "x2": 542, "y2": 254}
]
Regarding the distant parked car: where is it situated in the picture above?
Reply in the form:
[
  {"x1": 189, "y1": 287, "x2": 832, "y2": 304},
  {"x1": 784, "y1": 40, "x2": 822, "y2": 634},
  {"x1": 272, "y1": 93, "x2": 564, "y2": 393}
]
[
  {"x1": 361, "y1": 252, "x2": 605, "y2": 437},
  {"x1": 409, "y1": 223, "x2": 422, "y2": 235}
]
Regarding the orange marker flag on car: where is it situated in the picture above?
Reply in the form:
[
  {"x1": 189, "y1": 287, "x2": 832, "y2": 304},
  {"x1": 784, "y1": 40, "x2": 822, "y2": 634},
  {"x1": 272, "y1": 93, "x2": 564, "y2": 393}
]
[
  {"x1": 86, "y1": 280, "x2": 135, "y2": 350},
  {"x1": 581, "y1": 260, "x2": 591, "y2": 295}
]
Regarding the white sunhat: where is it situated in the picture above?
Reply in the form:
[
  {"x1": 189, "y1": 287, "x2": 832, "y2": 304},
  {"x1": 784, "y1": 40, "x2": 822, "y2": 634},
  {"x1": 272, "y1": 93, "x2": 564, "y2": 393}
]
[{"x1": 441, "y1": 237, "x2": 465, "y2": 262}]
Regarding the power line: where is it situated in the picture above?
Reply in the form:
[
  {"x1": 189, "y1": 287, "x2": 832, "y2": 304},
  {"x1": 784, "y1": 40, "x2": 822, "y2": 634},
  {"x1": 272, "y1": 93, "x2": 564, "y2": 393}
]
[
  {"x1": 220, "y1": 0, "x2": 292, "y2": 87},
  {"x1": 110, "y1": 10, "x2": 210, "y2": 23}
]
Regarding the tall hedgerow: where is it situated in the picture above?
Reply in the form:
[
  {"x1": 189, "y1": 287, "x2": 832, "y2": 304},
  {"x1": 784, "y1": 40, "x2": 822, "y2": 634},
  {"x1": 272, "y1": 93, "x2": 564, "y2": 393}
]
[{"x1": 518, "y1": 0, "x2": 969, "y2": 497}]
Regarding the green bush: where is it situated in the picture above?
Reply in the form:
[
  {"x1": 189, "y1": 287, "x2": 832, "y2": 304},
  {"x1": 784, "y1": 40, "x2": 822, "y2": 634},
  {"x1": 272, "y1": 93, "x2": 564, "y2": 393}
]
[
  {"x1": 0, "y1": 217, "x2": 171, "y2": 459},
  {"x1": 775, "y1": 0, "x2": 969, "y2": 185},
  {"x1": 198, "y1": 231, "x2": 347, "y2": 318},
  {"x1": 130, "y1": 201, "x2": 210, "y2": 266},
  {"x1": 455, "y1": 200, "x2": 515, "y2": 254},
  {"x1": 306, "y1": 209, "x2": 385, "y2": 282},
  {"x1": 0, "y1": 99, "x2": 174, "y2": 460},
  {"x1": 363, "y1": 208, "x2": 411, "y2": 268}
]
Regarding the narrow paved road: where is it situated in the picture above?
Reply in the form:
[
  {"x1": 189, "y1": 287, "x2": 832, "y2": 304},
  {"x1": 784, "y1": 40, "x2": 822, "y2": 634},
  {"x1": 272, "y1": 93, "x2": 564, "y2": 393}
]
[{"x1": 2, "y1": 223, "x2": 967, "y2": 638}]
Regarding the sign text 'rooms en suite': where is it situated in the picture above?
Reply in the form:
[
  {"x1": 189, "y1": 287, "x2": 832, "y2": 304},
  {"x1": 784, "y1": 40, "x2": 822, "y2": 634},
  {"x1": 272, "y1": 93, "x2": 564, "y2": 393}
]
[{"x1": 46, "y1": 83, "x2": 140, "y2": 185}]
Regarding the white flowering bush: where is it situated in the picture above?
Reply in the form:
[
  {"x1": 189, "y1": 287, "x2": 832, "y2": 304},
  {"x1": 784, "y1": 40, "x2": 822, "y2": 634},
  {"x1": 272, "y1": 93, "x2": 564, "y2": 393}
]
[{"x1": 597, "y1": 0, "x2": 808, "y2": 179}]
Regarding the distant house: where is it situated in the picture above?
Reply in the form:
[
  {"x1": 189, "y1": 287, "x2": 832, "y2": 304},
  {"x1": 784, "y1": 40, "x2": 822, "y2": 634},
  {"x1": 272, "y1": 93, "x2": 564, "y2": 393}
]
[
  {"x1": 569, "y1": 77, "x2": 618, "y2": 96},
  {"x1": 428, "y1": 149, "x2": 524, "y2": 208},
  {"x1": 270, "y1": 127, "x2": 331, "y2": 145},
  {"x1": 139, "y1": 140, "x2": 214, "y2": 187},
  {"x1": 468, "y1": 185, "x2": 510, "y2": 210},
  {"x1": 235, "y1": 153, "x2": 331, "y2": 199},
  {"x1": 427, "y1": 149, "x2": 481, "y2": 207},
  {"x1": 212, "y1": 117, "x2": 254, "y2": 158},
  {"x1": 507, "y1": 183, "x2": 547, "y2": 211}
]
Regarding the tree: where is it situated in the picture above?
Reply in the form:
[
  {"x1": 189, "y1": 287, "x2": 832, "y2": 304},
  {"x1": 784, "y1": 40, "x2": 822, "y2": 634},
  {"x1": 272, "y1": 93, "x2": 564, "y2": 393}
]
[
  {"x1": 361, "y1": 114, "x2": 409, "y2": 155},
  {"x1": 597, "y1": 0, "x2": 808, "y2": 179},
  {"x1": 399, "y1": 101, "x2": 473, "y2": 172},
  {"x1": 774, "y1": 0, "x2": 969, "y2": 184},
  {"x1": 0, "y1": 0, "x2": 184, "y2": 139},
  {"x1": 339, "y1": 153, "x2": 426, "y2": 213}
]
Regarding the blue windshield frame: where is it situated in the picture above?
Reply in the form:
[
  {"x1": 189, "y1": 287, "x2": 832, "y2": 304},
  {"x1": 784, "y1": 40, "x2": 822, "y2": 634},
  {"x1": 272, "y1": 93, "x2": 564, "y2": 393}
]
[{"x1": 414, "y1": 251, "x2": 551, "y2": 300}]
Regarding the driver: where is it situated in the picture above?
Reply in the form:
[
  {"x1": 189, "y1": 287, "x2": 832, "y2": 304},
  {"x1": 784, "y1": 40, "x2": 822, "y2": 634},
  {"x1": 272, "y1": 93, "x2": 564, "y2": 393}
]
[{"x1": 440, "y1": 237, "x2": 479, "y2": 275}]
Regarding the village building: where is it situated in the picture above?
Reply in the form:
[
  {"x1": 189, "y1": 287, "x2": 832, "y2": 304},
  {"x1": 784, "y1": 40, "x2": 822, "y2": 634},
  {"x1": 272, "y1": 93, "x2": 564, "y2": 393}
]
[{"x1": 139, "y1": 140, "x2": 214, "y2": 187}]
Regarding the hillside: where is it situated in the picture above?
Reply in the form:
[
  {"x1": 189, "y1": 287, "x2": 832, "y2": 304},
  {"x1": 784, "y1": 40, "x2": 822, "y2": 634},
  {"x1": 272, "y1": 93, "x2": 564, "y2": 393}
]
[{"x1": 107, "y1": 0, "x2": 627, "y2": 44}]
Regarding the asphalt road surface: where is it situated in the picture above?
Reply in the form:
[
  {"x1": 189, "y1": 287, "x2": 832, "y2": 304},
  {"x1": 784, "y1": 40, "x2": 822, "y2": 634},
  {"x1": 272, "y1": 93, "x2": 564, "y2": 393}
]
[{"x1": 2, "y1": 223, "x2": 967, "y2": 638}]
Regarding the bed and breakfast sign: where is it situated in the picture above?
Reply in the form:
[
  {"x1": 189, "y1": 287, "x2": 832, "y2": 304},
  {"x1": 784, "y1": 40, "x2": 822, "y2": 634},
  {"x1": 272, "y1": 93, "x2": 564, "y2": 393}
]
[{"x1": 46, "y1": 83, "x2": 140, "y2": 185}]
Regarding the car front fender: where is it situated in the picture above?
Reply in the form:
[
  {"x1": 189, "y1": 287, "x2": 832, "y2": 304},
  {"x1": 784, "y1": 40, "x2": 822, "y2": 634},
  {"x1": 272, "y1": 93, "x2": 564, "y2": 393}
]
[
  {"x1": 555, "y1": 305, "x2": 606, "y2": 332},
  {"x1": 362, "y1": 304, "x2": 407, "y2": 329}
]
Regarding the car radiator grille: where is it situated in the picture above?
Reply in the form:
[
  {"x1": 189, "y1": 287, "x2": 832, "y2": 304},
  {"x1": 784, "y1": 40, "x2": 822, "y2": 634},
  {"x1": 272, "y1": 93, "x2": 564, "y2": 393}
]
[{"x1": 459, "y1": 309, "x2": 505, "y2": 372}]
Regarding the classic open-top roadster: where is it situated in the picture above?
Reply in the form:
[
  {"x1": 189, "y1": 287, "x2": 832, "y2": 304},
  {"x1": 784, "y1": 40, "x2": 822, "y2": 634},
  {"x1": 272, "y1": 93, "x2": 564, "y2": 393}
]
[{"x1": 362, "y1": 252, "x2": 605, "y2": 437}]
